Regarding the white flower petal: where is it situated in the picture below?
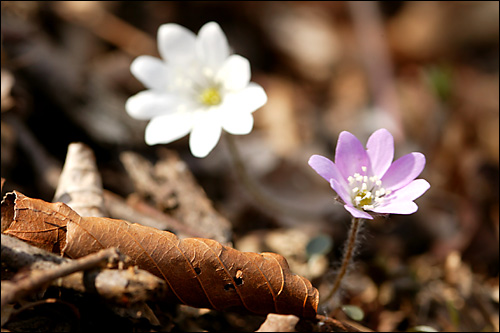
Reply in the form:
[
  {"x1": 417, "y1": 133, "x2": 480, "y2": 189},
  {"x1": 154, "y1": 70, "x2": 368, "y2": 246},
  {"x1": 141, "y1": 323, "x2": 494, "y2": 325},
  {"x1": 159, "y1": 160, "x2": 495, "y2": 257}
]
[
  {"x1": 222, "y1": 83, "x2": 267, "y2": 114},
  {"x1": 196, "y1": 22, "x2": 230, "y2": 71},
  {"x1": 126, "y1": 90, "x2": 179, "y2": 120},
  {"x1": 189, "y1": 111, "x2": 222, "y2": 157},
  {"x1": 158, "y1": 23, "x2": 197, "y2": 64},
  {"x1": 216, "y1": 55, "x2": 250, "y2": 91},
  {"x1": 127, "y1": 21, "x2": 269, "y2": 159},
  {"x1": 144, "y1": 113, "x2": 193, "y2": 145},
  {"x1": 222, "y1": 111, "x2": 254, "y2": 135},
  {"x1": 130, "y1": 56, "x2": 170, "y2": 91}
]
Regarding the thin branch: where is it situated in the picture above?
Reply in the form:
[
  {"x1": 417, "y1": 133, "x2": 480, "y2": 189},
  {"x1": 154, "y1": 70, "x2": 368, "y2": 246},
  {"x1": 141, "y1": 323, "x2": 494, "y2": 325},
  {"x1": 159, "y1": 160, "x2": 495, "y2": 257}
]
[
  {"x1": 2, "y1": 234, "x2": 169, "y2": 307},
  {"x1": 1, "y1": 245, "x2": 123, "y2": 307}
]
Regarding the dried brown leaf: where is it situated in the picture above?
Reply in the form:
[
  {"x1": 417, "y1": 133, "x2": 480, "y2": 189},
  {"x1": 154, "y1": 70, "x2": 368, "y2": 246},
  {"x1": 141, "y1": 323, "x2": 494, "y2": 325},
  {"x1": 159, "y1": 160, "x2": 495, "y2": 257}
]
[
  {"x1": 53, "y1": 142, "x2": 107, "y2": 217},
  {"x1": 2, "y1": 191, "x2": 319, "y2": 318}
]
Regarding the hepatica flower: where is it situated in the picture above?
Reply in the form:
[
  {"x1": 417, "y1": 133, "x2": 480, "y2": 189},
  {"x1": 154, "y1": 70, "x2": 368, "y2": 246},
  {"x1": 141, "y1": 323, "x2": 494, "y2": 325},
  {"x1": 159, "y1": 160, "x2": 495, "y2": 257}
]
[
  {"x1": 126, "y1": 22, "x2": 267, "y2": 158},
  {"x1": 309, "y1": 129, "x2": 430, "y2": 219}
]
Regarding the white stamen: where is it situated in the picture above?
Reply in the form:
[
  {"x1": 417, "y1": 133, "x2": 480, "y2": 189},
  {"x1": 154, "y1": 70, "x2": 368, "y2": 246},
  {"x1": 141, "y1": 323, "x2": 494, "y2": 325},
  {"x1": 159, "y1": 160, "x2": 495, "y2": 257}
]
[{"x1": 347, "y1": 170, "x2": 388, "y2": 212}]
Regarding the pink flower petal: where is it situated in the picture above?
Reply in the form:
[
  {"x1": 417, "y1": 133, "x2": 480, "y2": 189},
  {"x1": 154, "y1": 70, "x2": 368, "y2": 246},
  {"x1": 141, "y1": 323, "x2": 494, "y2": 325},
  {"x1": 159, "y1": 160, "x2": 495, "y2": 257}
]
[
  {"x1": 335, "y1": 131, "x2": 372, "y2": 180},
  {"x1": 330, "y1": 179, "x2": 351, "y2": 207},
  {"x1": 372, "y1": 201, "x2": 418, "y2": 215},
  {"x1": 309, "y1": 155, "x2": 340, "y2": 182},
  {"x1": 310, "y1": 129, "x2": 429, "y2": 219},
  {"x1": 373, "y1": 179, "x2": 429, "y2": 214},
  {"x1": 381, "y1": 152, "x2": 426, "y2": 191},
  {"x1": 344, "y1": 205, "x2": 373, "y2": 219},
  {"x1": 366, "y1": 128, "x2": 394, "y2": 177},
  {"x1": 388, "y1": 179, "x2": 430, "y2": 202}
]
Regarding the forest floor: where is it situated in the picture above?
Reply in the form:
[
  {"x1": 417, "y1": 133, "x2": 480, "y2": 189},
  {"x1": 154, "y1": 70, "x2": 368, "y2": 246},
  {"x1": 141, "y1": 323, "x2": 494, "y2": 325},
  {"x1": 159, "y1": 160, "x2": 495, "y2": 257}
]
[{"x1": 1, "y1": 2, "x2": 498, "y2": 332}]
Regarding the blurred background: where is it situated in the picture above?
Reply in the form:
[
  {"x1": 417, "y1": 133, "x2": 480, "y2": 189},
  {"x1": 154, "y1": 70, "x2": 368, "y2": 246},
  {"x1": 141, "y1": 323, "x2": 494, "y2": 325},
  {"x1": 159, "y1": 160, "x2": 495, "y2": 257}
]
[{"x1": 1, "y1": 1, "x2": 498, "y2": 331}]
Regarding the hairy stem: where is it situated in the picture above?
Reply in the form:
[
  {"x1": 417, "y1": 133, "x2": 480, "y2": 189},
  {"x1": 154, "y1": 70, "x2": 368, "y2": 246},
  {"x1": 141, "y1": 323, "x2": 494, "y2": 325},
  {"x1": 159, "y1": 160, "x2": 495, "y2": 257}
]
[{"x1": 321, "y1": 217, "x2": 363, "y2": 305}]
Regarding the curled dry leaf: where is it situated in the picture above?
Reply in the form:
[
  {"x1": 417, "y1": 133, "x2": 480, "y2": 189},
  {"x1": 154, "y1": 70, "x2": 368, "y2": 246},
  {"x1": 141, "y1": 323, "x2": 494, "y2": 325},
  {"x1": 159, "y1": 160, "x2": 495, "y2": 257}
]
[
  {"x1": 53, "y1": 142, "x2": 107, "y2": 218},
  {"x1": 256, "y1": 313, "x2": 300, "y2": 332},
  {"x1": 2, "y1": 191, "x2": 319, "y2": 319}
]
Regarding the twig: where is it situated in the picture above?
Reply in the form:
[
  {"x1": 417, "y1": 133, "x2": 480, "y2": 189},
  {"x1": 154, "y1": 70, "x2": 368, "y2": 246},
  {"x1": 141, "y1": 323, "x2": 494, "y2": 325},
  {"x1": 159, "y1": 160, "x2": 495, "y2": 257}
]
[
  {"x1": 1, "y1": 233, "x2": 169, "y2": 306},
  {"x1": 1, "y1": 245, "x2": 123, "y2": 307}
]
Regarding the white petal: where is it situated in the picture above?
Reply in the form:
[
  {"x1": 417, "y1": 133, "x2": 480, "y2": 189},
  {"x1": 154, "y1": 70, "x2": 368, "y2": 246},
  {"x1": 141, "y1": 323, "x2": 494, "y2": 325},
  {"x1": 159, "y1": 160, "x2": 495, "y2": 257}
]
[
  {"x1": 189, "y1": 111, "x2": 222, "y2": 158},
  {"x1": 196, "y1": 22, "x2": 230, "y2": 71},
  {"x1": 126, "y1": 90, "x2": 179, "y2": 120},
  {"x1": 157, "y1": 24, "x2": 197, "y2": 64},
  {"x1": 222, "y1": 111, "x2": 254, "y2": 135},
  {"x1": 144, "y1": 113, "x2": 193, "y2": 145},
  {"x1": 216, "y1": 55, "x2": 250, "y2": 91},
  {"x1": 130, "y1": 56, "x2": 170, "y2": 91},
  {"x1": 222, "y1": 83, "x2": 267, "y2": 114}
]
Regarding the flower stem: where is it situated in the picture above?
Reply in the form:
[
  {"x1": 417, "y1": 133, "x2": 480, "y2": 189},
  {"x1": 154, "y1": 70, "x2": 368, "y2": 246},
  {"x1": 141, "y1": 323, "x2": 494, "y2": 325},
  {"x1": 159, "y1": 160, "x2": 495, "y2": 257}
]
[
  {"x1": 223, "y1": 133, "x2": 319, "y2": 219},
  {"x1": 321, "y1": 217, "x2": 363, "y2": 305}
]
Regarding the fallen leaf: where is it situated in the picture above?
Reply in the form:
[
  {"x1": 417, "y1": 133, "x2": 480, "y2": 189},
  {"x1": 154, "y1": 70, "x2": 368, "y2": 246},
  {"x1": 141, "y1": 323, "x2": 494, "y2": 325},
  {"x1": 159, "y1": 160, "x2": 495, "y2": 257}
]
[{"x1": 2, "y1": 191, "x2": 319, "y2": 318}]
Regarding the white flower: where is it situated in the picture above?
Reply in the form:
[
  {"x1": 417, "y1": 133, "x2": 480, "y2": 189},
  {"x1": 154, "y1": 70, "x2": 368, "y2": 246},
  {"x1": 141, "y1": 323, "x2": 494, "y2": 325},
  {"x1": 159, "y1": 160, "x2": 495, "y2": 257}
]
[{"x1": 126, "y1": 22, "x2": 268, "y2": 158}]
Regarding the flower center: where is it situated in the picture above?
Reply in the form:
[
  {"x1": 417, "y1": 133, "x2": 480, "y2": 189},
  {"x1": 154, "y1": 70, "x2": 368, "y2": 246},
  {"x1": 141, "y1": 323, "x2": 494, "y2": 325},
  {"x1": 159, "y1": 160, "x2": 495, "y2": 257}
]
[
  {"x1": 347, "y1": 166, "x2": 390, "y2": 211},
  {"x1": 199, "y1": 87, "x2": 222, "y2": 106}
]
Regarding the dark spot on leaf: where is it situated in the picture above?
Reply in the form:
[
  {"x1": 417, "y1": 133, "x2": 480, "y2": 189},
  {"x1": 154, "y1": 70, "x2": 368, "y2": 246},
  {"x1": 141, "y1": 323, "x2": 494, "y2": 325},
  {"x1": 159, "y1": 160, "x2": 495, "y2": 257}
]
[
  {"x1": 194, "y1": 267, "x2": 201, "y2": 275},
  {"x1": 224, "y1": 283, "x2": 235, "y2": 291}
]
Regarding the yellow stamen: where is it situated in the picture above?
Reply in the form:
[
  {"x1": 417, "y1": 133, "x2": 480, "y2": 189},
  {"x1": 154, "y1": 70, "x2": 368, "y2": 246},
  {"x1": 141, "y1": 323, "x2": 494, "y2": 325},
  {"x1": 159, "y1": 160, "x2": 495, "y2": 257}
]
[{"x1": 200, "y1": 87, "x2": 222, "y2": 106}]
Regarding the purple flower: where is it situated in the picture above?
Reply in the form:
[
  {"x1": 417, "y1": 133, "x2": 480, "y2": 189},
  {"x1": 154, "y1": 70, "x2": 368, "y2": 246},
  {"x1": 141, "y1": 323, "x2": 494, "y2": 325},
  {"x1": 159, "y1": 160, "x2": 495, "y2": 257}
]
[{"x1": 308, "y1": 129, "x2": 430, "y2": 219}]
